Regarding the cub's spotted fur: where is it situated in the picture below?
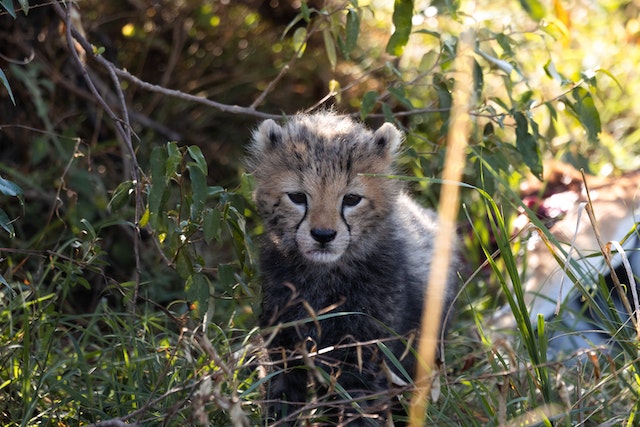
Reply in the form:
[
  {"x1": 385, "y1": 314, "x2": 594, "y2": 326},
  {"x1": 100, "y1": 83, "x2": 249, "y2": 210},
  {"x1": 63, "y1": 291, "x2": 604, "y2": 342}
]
[{"x1": 247, "y1": 112, "x2": 457, "y2": 426}]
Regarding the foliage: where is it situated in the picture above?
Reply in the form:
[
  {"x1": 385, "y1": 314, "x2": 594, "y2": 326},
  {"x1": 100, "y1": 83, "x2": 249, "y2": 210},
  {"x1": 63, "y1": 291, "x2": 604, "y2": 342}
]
[
  {"x1": 0, "y1": 175, "x2": 23, "y2": 238},
  {"x1": 1, "y1": 0, "x2": 640, "y2": 425}
]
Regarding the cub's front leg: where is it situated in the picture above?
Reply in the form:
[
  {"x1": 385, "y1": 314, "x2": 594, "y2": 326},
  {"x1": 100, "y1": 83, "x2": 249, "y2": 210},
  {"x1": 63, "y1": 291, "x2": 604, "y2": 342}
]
[{"x1": 264, "y1": 365, "x2": 308, "y2": 426}]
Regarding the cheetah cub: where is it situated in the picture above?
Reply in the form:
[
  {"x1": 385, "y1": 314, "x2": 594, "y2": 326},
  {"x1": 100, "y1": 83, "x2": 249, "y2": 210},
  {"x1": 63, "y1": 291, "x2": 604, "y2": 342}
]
[{"x1": 246, "y1": 112, "x2": 457, "y2": 426}]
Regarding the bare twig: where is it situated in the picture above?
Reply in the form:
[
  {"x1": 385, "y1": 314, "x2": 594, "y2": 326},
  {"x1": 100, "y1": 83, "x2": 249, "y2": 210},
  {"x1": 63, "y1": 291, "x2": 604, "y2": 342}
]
[
  {"x1": 53, "y1": 0, "x2": 144, "y2": 308},
  {"x1": 143, "y1": 16, "x2": 188, "y2": 116},
  {"x1": 45, "y1": 138, "x2": 82, "y2": 228},
  {"x1": 251, "y1": 63, "x2": 291, "y2": 111},
  {"x1": 52, "y1": 1, "x2": 273, "y2": 120},
  {"x1": 50, "y1": 0, "x2": 453, "y2": 127},
  {"x1": 250, "y1": 2, "x2": 338, "y2": 110}
]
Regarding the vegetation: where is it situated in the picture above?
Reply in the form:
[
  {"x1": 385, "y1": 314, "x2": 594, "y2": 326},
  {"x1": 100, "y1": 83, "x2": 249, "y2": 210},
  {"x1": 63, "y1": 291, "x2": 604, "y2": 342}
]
[{"x1": 1, "y1": 0, "x2": 640, "y2": 425}]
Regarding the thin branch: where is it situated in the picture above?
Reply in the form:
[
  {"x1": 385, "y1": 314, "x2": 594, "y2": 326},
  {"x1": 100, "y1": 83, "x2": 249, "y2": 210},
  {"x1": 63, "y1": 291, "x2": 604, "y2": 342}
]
[
  {"x1": 53, "y1": 0, "x2": 144, "y2": 308},
  {"x1": 53, "y1": 2, "x2": 130, "y2": 152},
  {"x1": 250, "y1": 3, "x2": 331, "y2": 110},
  {"x1": 110, "y1": 64, "x2": 280, "y2": 118},
  {"x1": 50, "y1": 0, "x2": 454, "y2": 124},
  {"x1": 250, "y1": 64, "x2": 291, "y2": 110}
]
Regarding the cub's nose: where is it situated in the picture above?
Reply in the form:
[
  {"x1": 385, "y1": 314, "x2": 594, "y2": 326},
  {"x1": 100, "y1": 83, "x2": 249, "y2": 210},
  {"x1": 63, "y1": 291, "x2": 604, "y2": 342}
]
[{"x1": 310, "y1": 228, "x2": 337, "y2": 244}]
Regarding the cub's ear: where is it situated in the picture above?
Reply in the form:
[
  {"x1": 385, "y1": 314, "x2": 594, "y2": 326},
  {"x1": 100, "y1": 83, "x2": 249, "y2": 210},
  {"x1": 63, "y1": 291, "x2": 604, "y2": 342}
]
[
  {"x1": 373, "y1": 122, "x2": 403, "y2": 157},
  {"x1": 251, "y1": 119, "x2": 283, "y2": 153}
]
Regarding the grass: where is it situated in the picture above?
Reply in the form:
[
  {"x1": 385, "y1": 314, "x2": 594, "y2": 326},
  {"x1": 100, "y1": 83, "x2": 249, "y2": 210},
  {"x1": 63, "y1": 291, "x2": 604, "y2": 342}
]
[
  {"x1": 1, "y1": 126, "x2": 638, "y2": 426},
  {"x1": 1, "y1": 149, "x2": 639, "y2": 426},
  {"x1": 452, "y1": 188, "x2": 639, "y2": 426},
  {"x1": 2, "y1": 175, "x2": 640, "y2": 426},
  {"x1": 0, "y1": 283, "x2": 263, "y2": 426}
]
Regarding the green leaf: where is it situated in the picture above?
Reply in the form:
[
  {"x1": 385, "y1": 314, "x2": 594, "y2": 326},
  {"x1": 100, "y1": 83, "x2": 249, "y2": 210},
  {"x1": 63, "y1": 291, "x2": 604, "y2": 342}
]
[
  {"x1": 442, "y1": 36, "x2": 458, "y2": 60},
  {"x1": 386, "y1": 0, "x2": 414, "y2": 56},
  {"x1": 518, "y1": 90, "x2": 534, "y2": 109},
  {"x1": 108, "y1": 180, "x2": 134, "y2": 211},
  {"x1": 0, "y1": 0, "x2": 15, "y2": 18},
  {"x1": 322, "y1": 28, "x2": 337, "y2": 70},
  {"x1": 165, "y1": 142, "x2": 182, "y2": 177},
  {"x1": 208, "y1": 185, "x2": 225, "y2": 197},
  {"x1": 17, "y1": 0, "x2": 28, "y2": 15},
  {"x1": 185, "y1": 273, "x2": 211, "y2": 318},
  {"x1": 475, "y1": 49, "x2": 515, "y2": 77},
  {"x1": 203, "y1": 208, "x2": 222, "y2": 244},
  {"x1": 434, "y1": 76, "x2": 452, "y2": 125},
  {"x1": 472, "y1": 59, "x2": 483, "y2": 100},
  {"x1": 139, "y1": 207, "x2": 150, "y2": 227},
  {"x1": 517, "y1": 0, "x2": 546, "y2": 20},
  {"x1": 75, "y1": 276, "x2": 91, "y2": 290},
  {"x1": 514, "y1": 112, "x2": 543, "y2": 179},
  {"x1": 150, "y1": 146, "x2": 167, "y2": 181},
  {"x1": 536, "y1": 314, "x2": 548, "y2": 365},
  {"x1": 80, "y1": 218, "x2": 97, "y2": 240},
  {"x1": 0, "y1": 208, "x2": 15, "y2": 238},
  {"x1": 282, "y1": 13, "x2": 305, "y2": 38},
  {"x1": 120, "y1": 280, "x2": 137, "y2": 305},
  {"x1": 0, "y1": 272, "x2": 10, "y2": 291},
  {"x1": 328, "y1": 79, "x2": 340, "y2": 99},
  {"x1": 545, "y1": 101, "x2": 558, "y2": 122},
  {"x1": 385, "y1": 60, "x2": 403, "y2": 79},
  {"x1": 418, "y1": 50, "x2": 438, "y2": 73},
  {"x1": 388, "y1": 86, "x2": 413, "y2": 109},
  {"x1": 293, "y1": 27, "x2": 307, "y2": 58},
  {"x1": 344, "y1": 9, "x2": 360, "y2": 53},
  {"x1": 0, "y1": 68, "x2": 15, "y2": 105},
  {"x1": 300, "y1": 0, "x2": 311, "y2": 22},
  {"x1": 148, "y1": 181, "x2": 167, "y2": 230},
  {"x1": 148, "y1": 146, "x2": 169, "y2": 229},
  {"x1": 495, "y1": 33, "x2": 515, "y2": 57},
  {"x1": 0, "y1": 175, "x2": 23, "y2": 197},
  {"x1": 237, "y1": 173, "x2": 253, "y2": 202},
  {"x1": 187, "y1": 145, "x2": 208, "y2": 176},
  {"x1": 596, "y1": 67, "x2": 623, "y2": 91},
  {"x1": 360, "y1": 91, "x2": 378, "y2": 120},
  {"x1": 490, "y1": 96, "x2": 510, "y2": 114},
  {"x1": 571, "y1": 87, "x2": 601, "y2": 143},
  {"x1": 543, "y1": 59, "x2": 564, "y2": 83},
  {"x1": 381, "y1": 103, "x2": 394, "y2": 123},
  {"x1": 414, "y1": 29, "x2": 441, "y2": 39},
  {"x1": 377, "y1": 341, "x2": 413, "y2": 383},
  {"x1": 176, "y1": 250, "x2": 194, "y2": 279},
  {"x1": 187, "y1": 163, "x2": 207, "y2": 219},
  {"x1": 218, "y1": 263, "x2": 236, "y2": 288}
]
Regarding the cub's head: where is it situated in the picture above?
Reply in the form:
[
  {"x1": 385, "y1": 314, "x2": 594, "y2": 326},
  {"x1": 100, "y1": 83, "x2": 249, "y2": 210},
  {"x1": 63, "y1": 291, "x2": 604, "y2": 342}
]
[{"x1": 246, "y1": 112, "x2": 403, "y2": 264}]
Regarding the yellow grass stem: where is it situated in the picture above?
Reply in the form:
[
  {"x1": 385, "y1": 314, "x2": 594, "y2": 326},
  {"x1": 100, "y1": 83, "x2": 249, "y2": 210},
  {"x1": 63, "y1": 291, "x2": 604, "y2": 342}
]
[{"x1": 408, "y1": 29, "x2": 475, "y2": 426}]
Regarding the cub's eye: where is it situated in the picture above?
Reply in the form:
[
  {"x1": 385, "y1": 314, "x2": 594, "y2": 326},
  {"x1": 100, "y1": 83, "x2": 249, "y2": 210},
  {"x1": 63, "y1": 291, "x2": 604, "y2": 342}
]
[
  {"x1": 287, "y1": 192, "x2": 307, "y2": 205},
  {"x1": 342, "y1": 194, "x2": 363, "y2": 207}
]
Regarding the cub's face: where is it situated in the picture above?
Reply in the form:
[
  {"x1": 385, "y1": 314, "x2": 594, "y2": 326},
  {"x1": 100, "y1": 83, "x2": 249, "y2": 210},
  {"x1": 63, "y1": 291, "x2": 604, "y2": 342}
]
[{"x1": 247, "y1": 113, "x2": 403, "y2": 264}]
